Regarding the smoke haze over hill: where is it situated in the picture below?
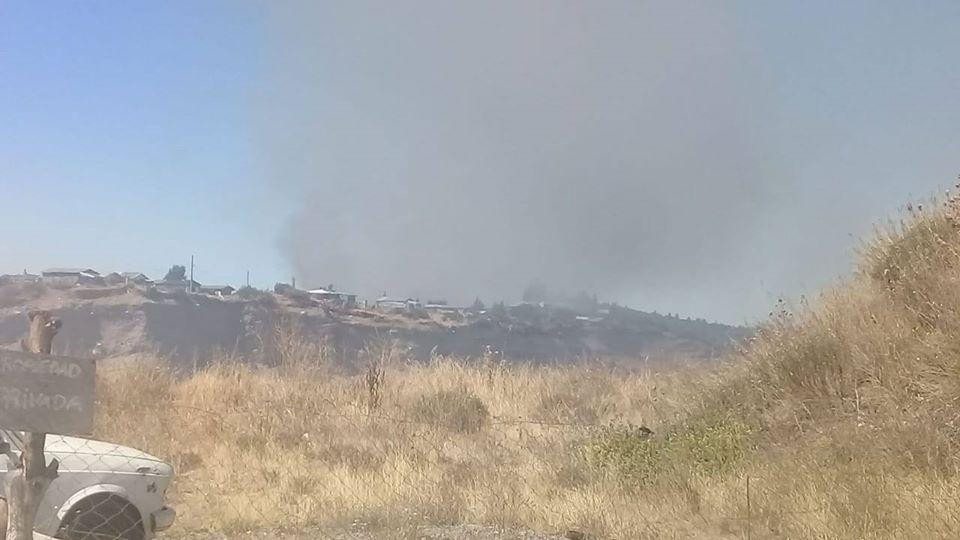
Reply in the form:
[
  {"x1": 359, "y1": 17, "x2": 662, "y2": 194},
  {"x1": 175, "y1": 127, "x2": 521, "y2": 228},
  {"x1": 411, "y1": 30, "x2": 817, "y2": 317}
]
[{"x1": 255, "y1": 1, "x2": 959, "y2": 324}]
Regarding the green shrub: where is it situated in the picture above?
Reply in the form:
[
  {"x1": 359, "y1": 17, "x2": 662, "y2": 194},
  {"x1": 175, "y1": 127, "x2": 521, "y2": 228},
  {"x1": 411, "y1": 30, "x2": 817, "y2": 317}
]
[
  {"x1": 584, "y1": 423, "x2": 664, "y2": 484},
  {"x1": 584, "y1": 414, "x2": 752, "y2": 485},
  {"x1": 238, "y1": 285, "x2": 264, "y2": 300},
  {"x1": 678, "y1": 415, "x2": 752, "y2": 473}
]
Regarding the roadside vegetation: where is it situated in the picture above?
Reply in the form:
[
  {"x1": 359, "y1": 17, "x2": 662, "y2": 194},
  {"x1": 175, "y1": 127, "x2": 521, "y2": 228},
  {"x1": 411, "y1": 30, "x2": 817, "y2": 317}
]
[{"x1": 95, "y1": 196, "x2": 960, "y2": 538}]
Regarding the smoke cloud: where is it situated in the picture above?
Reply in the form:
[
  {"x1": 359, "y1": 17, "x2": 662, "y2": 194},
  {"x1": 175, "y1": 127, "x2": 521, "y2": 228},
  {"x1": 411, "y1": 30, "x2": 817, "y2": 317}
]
[{"x1": 252, "y1": 2, "x2": 952, "y2": 323}]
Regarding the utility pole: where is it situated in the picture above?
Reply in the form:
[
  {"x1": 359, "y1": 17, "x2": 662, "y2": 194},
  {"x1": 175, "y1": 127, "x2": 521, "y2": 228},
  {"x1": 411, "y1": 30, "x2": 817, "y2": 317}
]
[
  {"x1": 292, "y1": 276, "x2": 296, "y2": 289},
  {"x1": 189, "y1": 255, "x2": 195, "y2": 293},
  {"x1": 246, "y1": 270, "x2": 250, "y2": 288}
]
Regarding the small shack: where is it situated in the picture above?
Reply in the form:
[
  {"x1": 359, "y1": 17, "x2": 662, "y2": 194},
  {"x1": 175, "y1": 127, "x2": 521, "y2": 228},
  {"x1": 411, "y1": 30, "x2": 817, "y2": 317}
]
[
  {"x1": 309, "y1": 288, "x2": 358, "y2": 308},
  {"x1": 375, "y1": 297, "x2": 422, "y2": 311},
  {"x1": 155, "y1": 279, "x2": 203, "y2": 294},
  {"x1": 0, "y1": 271, "x2": 41, "y2": 285},
  {"x1": 103, "y1": 272, "x2": 124, "y2": 286},
  {"x1": 41, "y1": 268, "x2": 103, "y2": 287},
  {"x1": 121, "y1": 272, "x2": 152, "y2": 286}
]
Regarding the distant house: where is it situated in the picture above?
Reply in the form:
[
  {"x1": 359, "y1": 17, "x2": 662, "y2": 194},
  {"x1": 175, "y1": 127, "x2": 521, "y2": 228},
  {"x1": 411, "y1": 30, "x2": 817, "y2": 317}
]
[
  {"x1": 42, "y1": 268, "x2": 103, "y2": 287},
  {"x1": 198, "y1": 285, "x2": 236, "y2": 297},
  {"x1": 309, "y1": 288, "x2": 358, "y2": 308},
  {"x1": 103, "y1": 272, "x2": 124, "y2": 286},
  {"x1": 376, "y1": 297, "x2": 421, "y2": 311},
  {"x1": 154, "y1": 279, "x2": 202, "y2": 294},
  {"x1": 121, "y1": 272, "x2": 152, "y2": 286},
  {"x1": 0, "y1": 271, "x2": 41, "y2": 285},
  {"x1": 424, "y1": 303, "x2": 466, "y2": 314}
]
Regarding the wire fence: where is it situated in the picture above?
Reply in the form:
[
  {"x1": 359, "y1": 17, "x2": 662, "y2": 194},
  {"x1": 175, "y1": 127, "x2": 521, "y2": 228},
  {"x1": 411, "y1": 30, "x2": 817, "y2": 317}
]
[
  {"x1": 6, "y1": 397, "x2": 959, "y2": 540},
  {"x1": 1, "y1": 430, "x2": 167, "y2": 540}
]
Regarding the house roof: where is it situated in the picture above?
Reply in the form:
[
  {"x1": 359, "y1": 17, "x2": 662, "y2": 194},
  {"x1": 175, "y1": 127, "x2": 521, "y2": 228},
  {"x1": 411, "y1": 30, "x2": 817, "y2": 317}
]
[
  {"x1": 310, "y1": 289, "x2": 356, "y2": 296},
  {"x1": 155, "y1": 279, "x2": 202, "y2": 287},
  {"x1": 425, "y1": 304, "x2": 465, "y2": 310},
  {"x1": 42, "y1": 268, "x2": 100, "y2": 275},
  {"x1": 121, "y1": 272, "x2": 149, "y2": 279}
]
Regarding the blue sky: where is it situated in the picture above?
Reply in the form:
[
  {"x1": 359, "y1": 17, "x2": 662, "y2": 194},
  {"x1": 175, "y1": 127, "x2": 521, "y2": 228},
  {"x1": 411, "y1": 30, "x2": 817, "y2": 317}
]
[
  {"x1": 0, "y1": 1, "x2": 285, "y2": 287},
  {"x1": 1, "y1": 2, "x2": 958, "y2": 324}
]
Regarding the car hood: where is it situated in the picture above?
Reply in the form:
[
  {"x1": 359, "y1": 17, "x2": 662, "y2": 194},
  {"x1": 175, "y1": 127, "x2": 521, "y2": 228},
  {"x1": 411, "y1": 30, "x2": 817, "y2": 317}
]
[{"x1": 43, "y1": 435, "x2": 172, "y2": 475}]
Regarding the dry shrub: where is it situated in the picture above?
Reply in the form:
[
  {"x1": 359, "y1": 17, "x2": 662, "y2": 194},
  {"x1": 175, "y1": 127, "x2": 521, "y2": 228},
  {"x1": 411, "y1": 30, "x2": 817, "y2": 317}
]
[
  {"x1": 535, "y1": 370, "x2": 616, "y2": 424},
  {"x1": 409, "y1": 388, "x2": 489, "y2": 433},
  {"x1": 270, "y1": 314, "x2": 332, "y2": 373},
  {"x1": 866, "y1": 209, "x2": 960, "y2": 328}
]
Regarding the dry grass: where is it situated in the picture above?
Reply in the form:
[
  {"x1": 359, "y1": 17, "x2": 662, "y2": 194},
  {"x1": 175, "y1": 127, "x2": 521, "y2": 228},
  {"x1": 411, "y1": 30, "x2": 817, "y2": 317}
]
[
  {"x1": 0, "y1": 281, "x2": 46, "y2": 308},
  {"x1": 93, "y1": 196, "x2": 960, "y2": 538},
  {"x1": 95, "y1": 354, "x2": 717, "y2": 538}
]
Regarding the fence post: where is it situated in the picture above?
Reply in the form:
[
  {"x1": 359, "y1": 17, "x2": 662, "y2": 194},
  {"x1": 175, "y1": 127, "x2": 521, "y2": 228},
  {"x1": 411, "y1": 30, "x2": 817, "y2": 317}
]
[
  {"x1": 745, "y1": 475, "x2": 752, "y2": 540},
  {"x1": 4, "y1": 311, "x2": 62, "y2": 540}
]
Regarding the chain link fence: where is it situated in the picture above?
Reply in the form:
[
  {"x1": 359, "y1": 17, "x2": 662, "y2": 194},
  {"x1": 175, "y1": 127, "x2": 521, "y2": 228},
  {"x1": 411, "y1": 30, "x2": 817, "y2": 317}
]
[
  {"x1": 2, "y1": 366, "x2": 954, "y2": 540},
  {"x1": 1, "y1": 430, "x2": 168, "y2": 540}
]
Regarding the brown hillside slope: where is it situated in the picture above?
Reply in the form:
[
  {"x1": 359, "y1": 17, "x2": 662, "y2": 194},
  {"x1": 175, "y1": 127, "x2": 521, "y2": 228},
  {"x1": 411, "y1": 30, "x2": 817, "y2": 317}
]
[{"x1": 93, "y1": 197, "x2": 960, "y2": 539}]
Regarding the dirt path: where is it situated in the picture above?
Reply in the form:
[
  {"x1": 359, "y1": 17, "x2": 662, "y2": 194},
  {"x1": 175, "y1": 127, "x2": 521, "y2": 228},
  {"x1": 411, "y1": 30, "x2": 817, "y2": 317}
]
[{"x1": 169, "y1": 524, "x2": 573, "y2": 540}]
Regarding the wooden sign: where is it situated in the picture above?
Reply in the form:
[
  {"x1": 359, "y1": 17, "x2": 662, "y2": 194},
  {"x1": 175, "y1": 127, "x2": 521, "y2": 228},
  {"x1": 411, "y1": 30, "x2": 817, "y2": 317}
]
[{"x1": 0, "y1": 349, "x2": 95, "y2": 435}]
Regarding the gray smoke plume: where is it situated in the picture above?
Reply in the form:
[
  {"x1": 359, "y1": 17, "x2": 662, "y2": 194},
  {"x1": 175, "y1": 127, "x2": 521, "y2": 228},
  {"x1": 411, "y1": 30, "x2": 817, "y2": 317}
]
[{"x1": 253, "y1": 1, "x2": 951, "y2": 324}]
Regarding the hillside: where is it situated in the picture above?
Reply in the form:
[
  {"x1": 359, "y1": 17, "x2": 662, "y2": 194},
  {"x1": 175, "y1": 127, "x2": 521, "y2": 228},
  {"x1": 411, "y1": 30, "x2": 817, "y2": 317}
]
[
  {"x1": 12, "y1": 199, "x2": 958, "y2": 539},
  {"x1": 0, "y1": 283, "x2": 745, "y2": 367},
  {"x1": 84, "y1": 195, "x2": 960, "y2": 539}
]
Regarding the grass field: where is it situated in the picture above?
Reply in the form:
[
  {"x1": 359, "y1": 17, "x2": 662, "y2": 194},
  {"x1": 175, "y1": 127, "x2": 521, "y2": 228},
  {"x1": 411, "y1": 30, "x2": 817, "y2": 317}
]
[{"x1": 95, "y1": 197, "x2": 960, "y2": 539}]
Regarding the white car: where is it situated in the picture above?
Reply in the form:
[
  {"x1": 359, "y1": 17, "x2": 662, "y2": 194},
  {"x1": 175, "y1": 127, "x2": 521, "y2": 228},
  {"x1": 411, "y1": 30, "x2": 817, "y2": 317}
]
[{"x1": 0, "y1": 430, "x2": 175, "y2": 540}]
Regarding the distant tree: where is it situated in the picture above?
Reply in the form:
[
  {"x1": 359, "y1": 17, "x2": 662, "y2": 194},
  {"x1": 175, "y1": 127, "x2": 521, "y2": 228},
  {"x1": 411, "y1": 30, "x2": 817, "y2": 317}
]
[
  {"x1": 470, "y1": 297, "x2": 485, "y2": 311},
  {"x1": 490, "y1": 301, "x2": 508, "y2": 318},
  {"x1": 522, "y1": 279, "x2": 549, "y2": 303},
  {"x1": 238, "y1": 285, "x2": 261, "y2": 300},
  {"x1": 164, "y1": 265, "x2": 186, "y2": 281}
]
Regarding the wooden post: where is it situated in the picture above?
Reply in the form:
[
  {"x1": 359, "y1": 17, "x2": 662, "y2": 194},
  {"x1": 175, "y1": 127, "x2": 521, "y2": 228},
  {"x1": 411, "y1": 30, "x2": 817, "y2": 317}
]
[
  {"x1": 4, "y1": 310, "x2": 62, "y2": 540},
  {"x1": 745, "y1": 475, "x2": 752, "y2": 540}
]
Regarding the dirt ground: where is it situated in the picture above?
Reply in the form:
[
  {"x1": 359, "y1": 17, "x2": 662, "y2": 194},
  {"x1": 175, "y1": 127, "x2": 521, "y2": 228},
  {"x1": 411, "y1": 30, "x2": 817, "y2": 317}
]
[{"x1": 168, "y1": 524, "x2": 573, "y2": 540}]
